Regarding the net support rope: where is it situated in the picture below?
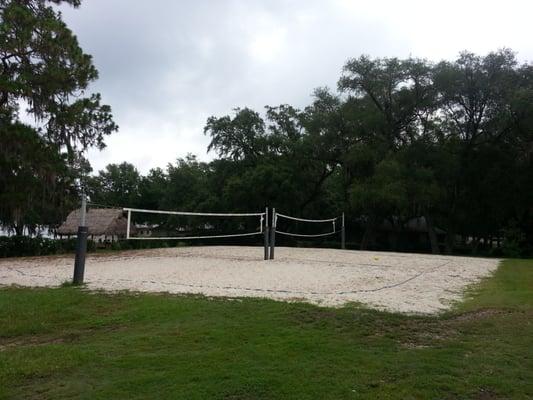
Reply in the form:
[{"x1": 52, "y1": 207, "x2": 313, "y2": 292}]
[
  {"x1": 124, "y1": 231, "x2": 263, "y2": 241},
  {"x1": 274, "y1": 229, "x2": 341, "y2": 238}
]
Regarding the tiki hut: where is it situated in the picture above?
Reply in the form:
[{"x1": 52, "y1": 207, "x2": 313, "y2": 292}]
[{"x1": 57, "y1": 208, "x2": 133, "y2": 242}]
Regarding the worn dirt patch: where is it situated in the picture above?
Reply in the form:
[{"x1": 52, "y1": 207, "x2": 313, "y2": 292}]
[{"x1": 0, "y1": 326, "x2": 124, "y2": 352}]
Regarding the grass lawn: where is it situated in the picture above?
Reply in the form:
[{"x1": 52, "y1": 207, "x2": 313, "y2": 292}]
[{"x1": 0, "y1": 259, "x2": 532, "y2": 399}]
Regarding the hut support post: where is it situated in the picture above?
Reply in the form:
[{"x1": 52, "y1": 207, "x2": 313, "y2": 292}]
[{"x1": 73, "y1": 193, "x2": 88, "y2": 285}]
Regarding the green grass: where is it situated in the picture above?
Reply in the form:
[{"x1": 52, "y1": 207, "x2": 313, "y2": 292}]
[{"x1": 1, "y1": 259, "x2": 532, "y2": 399}]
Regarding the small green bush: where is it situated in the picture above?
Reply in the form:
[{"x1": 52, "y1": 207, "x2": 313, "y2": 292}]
[
  {"x1": 0, "y1": 236, "x2": 85, "y2": 258},
  {"x1": 502, "y1": 222, "x2": 526, "y2": 258},
  {"x1": 0, "y1": 235, "x2": 186, "y2": 258}
]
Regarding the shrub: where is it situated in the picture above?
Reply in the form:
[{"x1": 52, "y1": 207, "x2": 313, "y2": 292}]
[
  {"x1": 0, "y1": 236, "x2": 91, "y2": 258},
  {"x1": 502, "y1": 222, "x2": 526, "y2": 258}
]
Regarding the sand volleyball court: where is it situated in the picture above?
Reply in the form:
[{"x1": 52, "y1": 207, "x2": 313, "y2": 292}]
[{"x1": 0, "y1": 246, "x2": 499, "y2": 314}]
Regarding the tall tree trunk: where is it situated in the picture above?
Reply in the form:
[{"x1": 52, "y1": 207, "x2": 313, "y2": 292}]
[
  {"x1": 361, "y1": 215, "x2": 377, "y2": 250},
  {"x1": 300, "y1": 167, "x2": 335, "y2": 212},
  {"x1": 389, "y1": 217, "x2": 401, "y2": 252},
  {"x1": 445, "y1": 230, "x2": 455, "y2": 254},
  {"x1": 425, "y1": 215, "x2": 440, "y2": 254},
  {"x1": 14, "y1": 224, "x2": 23, "y2": 236},
  {"x1": 471, "y1": 236, "x2": 479, "y2": 255}
]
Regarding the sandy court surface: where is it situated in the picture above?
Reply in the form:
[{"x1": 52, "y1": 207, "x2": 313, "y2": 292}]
[{"x1": 0, "y1": 246, "x2": 500, "y2": 314}]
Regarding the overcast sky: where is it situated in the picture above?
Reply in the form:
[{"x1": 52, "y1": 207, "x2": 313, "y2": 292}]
[{"x1": 60, "y1": 0, "x2": 533, "y2": 174}]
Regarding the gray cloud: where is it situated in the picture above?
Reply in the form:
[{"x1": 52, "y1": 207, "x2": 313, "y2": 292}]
[{"x1": 60, "y1": 0, "x2": 533, "y2": 173}]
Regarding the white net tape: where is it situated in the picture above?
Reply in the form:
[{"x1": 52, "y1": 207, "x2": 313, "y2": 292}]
[
  {"x1": 124, "y1": 207, "x2": 264, "y2": 217},
  {"x1": 123, "y1": 207, "x2": 265, "y2": 240}
]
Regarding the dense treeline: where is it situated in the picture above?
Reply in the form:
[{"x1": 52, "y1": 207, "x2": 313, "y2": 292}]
[
  {"x1": 86, "y1": 49, "x2": 533, "y2": 256},
  {"x1": 1, "y1": 3, "x2": 531, "y2": 256}
]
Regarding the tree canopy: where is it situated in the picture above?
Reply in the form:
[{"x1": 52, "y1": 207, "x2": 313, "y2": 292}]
[
  {"x1": 90, "y1": 49, "x2": 528, "y2": 256},
  {"x1": 0, "y1": 0, "x2": 117, "y2": 234},
  {"x1": 0, "y1": 0, "x2": 117, "y2": 158}
]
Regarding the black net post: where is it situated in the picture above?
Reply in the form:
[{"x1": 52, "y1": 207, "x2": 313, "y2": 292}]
[
  {"x1": 269, "y1": 208, "x2": 276, "y2": 259},
  {"x1": 73, "y1": 194, "x2": 88, "y2": 285},
  {"x1": 73, "y1": 226, "x2": 88, "y2": 284},
  {"x1": 263, "y1": 207, "x2": 269, "y2": 260},
  {"x1": 341, "y1": 212, "x2": 346, "y2": 250}
]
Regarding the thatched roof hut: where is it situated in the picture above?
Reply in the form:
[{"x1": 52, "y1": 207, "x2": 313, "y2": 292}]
[{"x1": 57, "y1": 208, "x2": 133, "y2": 237}]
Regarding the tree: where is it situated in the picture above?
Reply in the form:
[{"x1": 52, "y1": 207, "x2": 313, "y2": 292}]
[
  {"x1": 204, "y1": 108, "x2": 266, "y2": 162},
  {"x1": 349, "y1": 157, "x2": 408, "y2": 249},
  {"x1": 396, "y1": 140, "x2": 446, "y2": 253},
  {"x1": 199, "y1": 51, "x2": 533, "y2": 254},
  {"x1": 139, "y1": 168, "x2": 168, "y2": 211},
  {"x1": 0, "y1": 0, "x2": 117, "y2": 234},
  {"x1": 204, "y1": 103, "x2": 342, "y2": 216},
  {"x1": 162, "y1": 155, "x2": 211, "y2": 211},
  {"x1": 431, "y1": 49, "x2": 533, "y2": 251},
  {"x1": 338, "y1": 56, "x2": 438, "y2": 249},
  {"x1": 433, "y1": 49, "x2": 517, "y2": 148},
  {"x1": 338, "y1": 56, "x2": 435, "y2": 149},
  {"x1": 0, "y1": 122, "x2": 74, "y2": 235},
  {"x1": 87, "y1": 163, "x2": 142, "y2": 208},
  {"x1": 0, "y1": 0, "x2": 118, "y2": 160}
]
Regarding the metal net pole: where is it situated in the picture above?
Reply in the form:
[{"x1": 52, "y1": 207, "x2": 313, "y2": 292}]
[
  {"x1": 73, "y1": 193, "x2": 88, "y2": 285},
  {"x1": 126, "y1": 209, "x2": 131, "y2": 239},
  {"x1": 269, "y1": 208, "x2": 276, "y2": 260},
  {"x1": 341, "y1": 212, "x2": 346, "y2": 250},
  {"x1": 264, "y1": 207, "x2": 269, "y2": 260}
]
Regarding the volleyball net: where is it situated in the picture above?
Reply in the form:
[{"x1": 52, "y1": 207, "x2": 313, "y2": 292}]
[
  {"x1": 269, "y1": 209, "x2": 345, "y2": 259},
  {"x1": 123, "y1": 207, "x2": 270, "y2": 259},
  {"x1": 121, "y1": 207, "x2": 345, "y2": 260}
]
